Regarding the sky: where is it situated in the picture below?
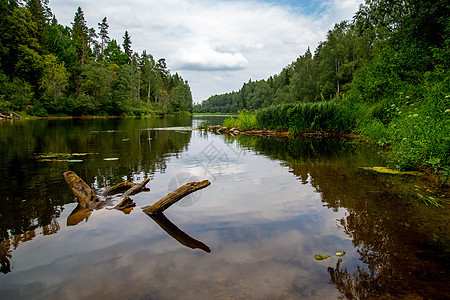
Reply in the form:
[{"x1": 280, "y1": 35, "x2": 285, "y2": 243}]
[{"x1": 49, "y1": 0, "x2": 364, "y2": 102}]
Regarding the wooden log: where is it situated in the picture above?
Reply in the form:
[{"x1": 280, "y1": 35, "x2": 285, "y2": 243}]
[
  {"x1": 111, "y1": 196, "x2": 136, "y2": 214},
  {"x1": 149, "y1": 213, "x2": 210, "y2": 253},
  {"x1": 122, "y1": 178, "x2": 150, "y2": 198},
  {"x1": 142, "y1": 180, "x2": 210, "y2": 214},
  {"x1": 102, "y1": 181, "x2": 136, "y2": 196},
  {"x1": 63, "y1": 171, "x2": 100, "y2": 209}
]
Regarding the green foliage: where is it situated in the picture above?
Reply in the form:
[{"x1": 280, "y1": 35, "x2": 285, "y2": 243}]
[
  {"x1": 0, "y1": 4, "x2": 193, "y2": 116},
  {"x1": 256, "y1": 101, "x2": 353, "y2": 133},
  {"x1": 40, "y1": 54, "x2": 69, "y2": 105},
  {"x1": 223, "y1": 110, "x2": 257, "y2": 130},
  {"x1": 355, "y1": 67, "x2": 450, "y2": 184},
  {"x1": 5, "y1": 78, "x2": 34, "y2": 111}
]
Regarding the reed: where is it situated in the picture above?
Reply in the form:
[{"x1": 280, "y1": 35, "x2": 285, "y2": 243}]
[
  {"x1": 223, "y1": 110, "x2": 258, "y2": 130},
  {"x1": 256, "y1": 101, "x2": 353, "y2": 133}
]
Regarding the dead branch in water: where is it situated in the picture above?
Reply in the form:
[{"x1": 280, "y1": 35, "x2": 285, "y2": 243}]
[
  {"x1": 142, "y1": 180, "x2": 210, "y2": 214},
  {"x1": 63, "y1": 171, "x2": 101, "y2": 209}
]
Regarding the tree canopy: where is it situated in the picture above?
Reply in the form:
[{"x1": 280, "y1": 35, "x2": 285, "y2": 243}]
[
  {"x1": 194, "y1": 0, "x2": 449, "y2": 114},
  {"x1": 0, "y1": 1, "x2": 193, "y2": 116}
]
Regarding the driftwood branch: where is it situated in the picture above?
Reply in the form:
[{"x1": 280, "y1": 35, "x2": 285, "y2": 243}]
[
  {"x1": 142, "y1": 180, "x2": 210, "y2": 214},
  {"x1": 63, "y1": 172, "x2": 212, "y2": 253},
  {"x1": 149, "y1": 213, "x2": 211, "y2": 253},
  {"x1": 103, "y1": 180, "x2": 150, "y2": 196},
  {"x1": 110, "y1": 196, "x2": 136, "y2": 214},
  {"x1": 63, "y1": 171, "x2": 100, "y2": 209},
  {"x1": 103, "y1": 181, "x2": 136, "y2": 196},
  {"x1": 122, "y1": 178, "x2": 150, "y2": 198}
]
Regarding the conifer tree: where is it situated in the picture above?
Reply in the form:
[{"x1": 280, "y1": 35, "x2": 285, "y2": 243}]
[
  {"x1": 98, "y1": 17, "x2": 110, "y2": 60},
  {"x1": 71, "y1": 7, "x2": 89, "y2": 66},
  {"x1": 122, "y1": 31, "x2": 132, "y2": 64}
]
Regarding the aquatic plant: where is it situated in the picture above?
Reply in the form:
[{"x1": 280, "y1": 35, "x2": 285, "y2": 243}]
[
  {"x1": 255, "y1": 101, "x2": 353, "y2": 133},
  {"x1": 223, "y1": 110, "x2": 257, "y2": 130}
]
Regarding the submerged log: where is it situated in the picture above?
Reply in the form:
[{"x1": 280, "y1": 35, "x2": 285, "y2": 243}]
[
  {"x1": 122, "y1": 178, "x2": 150, "y2": 198},
  {"x1": 102, "y1": 180, "x2": 150, "y2": 196},
  {"x1": 102, "y1": 181, "x2": 136, "y2": 196},
  {"x1": 142, "y1": 180, "x2": 210, "y2": 214},
  {"x1": 149, "y1": 213, "x2": 211, "y2": 253},
  {"x1": 110, "y1": 196, "x2": 136, "y2": 214},
  {"x1": 63, "y1": 171, "x2": 101, "y2": 209}
]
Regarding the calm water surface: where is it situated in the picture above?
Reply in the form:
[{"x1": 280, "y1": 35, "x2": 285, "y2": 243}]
[{"x1": 0, "y1": 116, "x2": 449, "y2": 299}]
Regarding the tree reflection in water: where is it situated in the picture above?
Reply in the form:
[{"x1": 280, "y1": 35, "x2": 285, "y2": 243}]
[{"x1": 232, "y1": 135, "x2": 450, "y2": 299}]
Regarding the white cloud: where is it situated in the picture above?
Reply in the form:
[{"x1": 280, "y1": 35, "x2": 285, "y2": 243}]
[
  {"x1": 173, "y1": 43, "x2": 249, "y2": 71},
  {"x1": 50, "y1": 0, "x2": 363, "y2": 101}
]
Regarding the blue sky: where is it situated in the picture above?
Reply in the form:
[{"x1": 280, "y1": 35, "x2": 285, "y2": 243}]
[{"x1": 50, "y1": 0, "x2": 363, "y2": 101}]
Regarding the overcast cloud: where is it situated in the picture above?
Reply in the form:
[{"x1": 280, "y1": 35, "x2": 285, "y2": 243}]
[{"x1": 50, "y1": 0, "x2": 363, "y2": 102}]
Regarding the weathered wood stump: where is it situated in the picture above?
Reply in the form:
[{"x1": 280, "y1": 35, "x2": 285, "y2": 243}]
[{"x1": 63, "y1": 171, "x2": 100, "y2": 209}]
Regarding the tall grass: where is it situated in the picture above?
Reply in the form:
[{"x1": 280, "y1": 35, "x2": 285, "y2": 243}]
[
  {"x1": 223, "y1": 110, "x2": 257, "y2": 130},
  {"x1": 256, "y1": 101, "x2": 353, "y2": 133}
]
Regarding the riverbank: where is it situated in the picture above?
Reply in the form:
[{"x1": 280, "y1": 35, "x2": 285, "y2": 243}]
[
  {"x1": 0, "y1": 111, "x2": 193, "y2": 121},
  {"x1": 206, "y1": 102, "x2": 449, "y2": 187},
  {"x1": 204, "y1": 124, "x2": 359, "y2": 139}
]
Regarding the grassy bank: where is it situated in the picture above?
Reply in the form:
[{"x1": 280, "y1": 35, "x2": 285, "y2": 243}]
[{"x1": 223, "y1": 94, "x2": 449, "y2": 185}]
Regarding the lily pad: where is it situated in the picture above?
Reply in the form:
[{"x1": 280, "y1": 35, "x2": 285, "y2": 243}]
[
  {"x1": 336, "y1": 251, "x2": 346, "y2": 257},
  {"x1": 314, "y1": 254, "x2": 330, "y2": 261}
]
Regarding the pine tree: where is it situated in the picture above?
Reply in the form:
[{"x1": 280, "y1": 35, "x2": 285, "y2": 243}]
[
  {"x1": 122, "y1": 31, "x2": 132, "y2": 64},
  {"x1": 98, "y1": 17, "x2": 109, "y2": 60},
  {"x1": 71, "y1": 7, "x2": 89, "y2": 66},
  {"x1": 26, "y1": 0, "x2": 52, "y2": 46}
]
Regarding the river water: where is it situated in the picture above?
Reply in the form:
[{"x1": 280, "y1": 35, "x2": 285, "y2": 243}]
[{"x1": 0, "y1": 116, "x2": 448, "y2": 299}]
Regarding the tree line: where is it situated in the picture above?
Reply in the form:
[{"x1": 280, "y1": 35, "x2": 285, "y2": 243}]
[
  {"x1": 0, "y1": 0, "x2": 193, "y2": 116},
  {"x1": 194, "y1": 0, "x2": 448, "y2": 114}
]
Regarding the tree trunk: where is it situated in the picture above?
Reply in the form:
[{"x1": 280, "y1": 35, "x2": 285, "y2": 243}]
[{"x1": 142, "y1": 180, "x2": 210, "y2": 214}]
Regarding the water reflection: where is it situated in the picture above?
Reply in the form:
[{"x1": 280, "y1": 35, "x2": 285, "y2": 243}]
[
  {"x1": 232, "y1": 134, "x2": 450, "y2": 299},
  {"x1": 0, "y1": 117, "x2": 192, "y2": 241},
  {"x1": 0, "y1": 118, "x2": 448, "y2": 299},
  {"x1": 149, "y1": 213, "x2": 211, "y2": 253}
]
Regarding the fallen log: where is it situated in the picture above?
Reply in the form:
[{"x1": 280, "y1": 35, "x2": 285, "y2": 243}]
[
  {"x1": 102, "y1": 180, "x2": 150, "y2": 196},
  {"x1": 142, "y1": 180, "x2": 210, "y2": 214},
  {"x1": 109, "y1": 196, "x2": 136, "y2": 214},
  {"x1": 63, "y1": 171, "x2": 101, "y2": 209},
  {"x1": 102, "y1": 181, "x2": 136, "y2": 196},
  {"x1": 122, "y1": 178, "x2": 150, "y2": 198},
  {"x1": 149, "y1": 213, "x2": 211, "y2": 253}
]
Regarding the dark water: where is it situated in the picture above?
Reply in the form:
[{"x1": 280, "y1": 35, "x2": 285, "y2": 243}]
[{"x1": 0, "y1": 117, "x2": 448, "y2": 299}]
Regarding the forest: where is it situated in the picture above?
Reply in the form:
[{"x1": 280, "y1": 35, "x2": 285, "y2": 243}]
[
  {"x1": 196, "y1": 0, "x2": 449, "y2": 183},
  {"x1": 195, "y1": 0, "x2": 448, "y2": 113},
  {"x1": 0, "y1": 0, "x2": 193, "y2": 116}
]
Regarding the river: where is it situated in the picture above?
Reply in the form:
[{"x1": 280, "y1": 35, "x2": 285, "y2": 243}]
[{"x1": 0, "y1": 116, "x2": 448, "y2": 299}]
